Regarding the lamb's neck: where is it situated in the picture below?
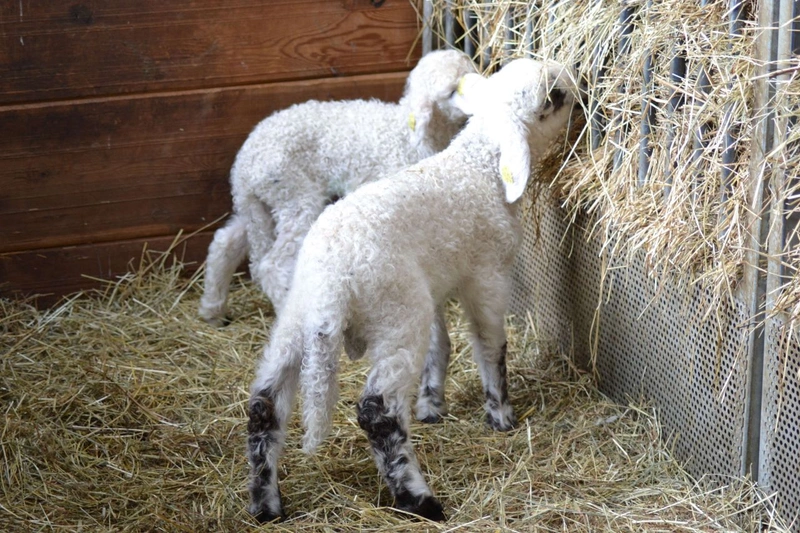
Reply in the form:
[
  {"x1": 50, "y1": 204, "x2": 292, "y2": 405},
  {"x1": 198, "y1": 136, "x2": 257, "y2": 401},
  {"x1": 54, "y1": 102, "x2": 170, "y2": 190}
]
[{"x1": 443, "y1": 130, "x2": 496, "y2": 173}]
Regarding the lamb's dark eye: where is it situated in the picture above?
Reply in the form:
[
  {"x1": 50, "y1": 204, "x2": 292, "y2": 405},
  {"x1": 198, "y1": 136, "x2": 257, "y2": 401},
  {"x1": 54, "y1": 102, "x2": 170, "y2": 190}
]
[{"x1": 547, "y1": 88, "x2": 567, "y2": 113}]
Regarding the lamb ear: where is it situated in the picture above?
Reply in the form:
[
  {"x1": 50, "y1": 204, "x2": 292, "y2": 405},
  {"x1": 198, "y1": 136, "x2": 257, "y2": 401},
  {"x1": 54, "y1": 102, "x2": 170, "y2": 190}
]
[
  {"x1": 407, "y1": 99, "x2": 434, "y2": 157},
  {"x1": 496, "y1": 115, "x2": 531, "y2": 203},
  {"x1": 457, "y1": 71, "x2": 531, "y2": 202},
  {"x1": 452, "y1": 73, "x2": 488, "y2": 116}
]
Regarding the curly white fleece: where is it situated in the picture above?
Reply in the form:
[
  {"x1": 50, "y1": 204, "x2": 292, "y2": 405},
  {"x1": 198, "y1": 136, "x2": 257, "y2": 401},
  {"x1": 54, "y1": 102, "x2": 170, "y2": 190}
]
[
  {"x1": 252, "y1": 57, "x2": 577, "y2": 451},
  {"x1": 199, "y1": 50, "x2": 477, "y2": 324},
  {"x1": 246, "y1": 58, "x2": 578, "y2": 521}
]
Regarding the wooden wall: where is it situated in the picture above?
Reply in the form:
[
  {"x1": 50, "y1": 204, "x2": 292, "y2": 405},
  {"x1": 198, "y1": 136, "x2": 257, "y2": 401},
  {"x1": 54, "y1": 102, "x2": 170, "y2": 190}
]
[{"x1": 0, "y1": 0, "x2": 421, "y2": 305}]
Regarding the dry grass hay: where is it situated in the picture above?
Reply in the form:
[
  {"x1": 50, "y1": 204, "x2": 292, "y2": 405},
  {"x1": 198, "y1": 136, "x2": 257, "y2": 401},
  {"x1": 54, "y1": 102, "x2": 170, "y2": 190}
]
[
  {"x1": 0, "y1": 252, "x2": 789, "y2": 531},
  {"x1": 427, "y1": 0, "x2": 800, "y2": 327}
]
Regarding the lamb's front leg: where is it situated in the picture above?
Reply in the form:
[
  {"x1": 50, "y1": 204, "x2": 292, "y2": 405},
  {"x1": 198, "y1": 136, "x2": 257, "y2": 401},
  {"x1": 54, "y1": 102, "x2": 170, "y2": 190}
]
[
  {"x1": 473, "y1": 340, "x2": 516, "y2": 431},
  {"x1": 462, "y1": 276, "x2": 517, "y2": 431},
  {"x1": 358, "y1": 356, "x2": 446, "y2": 521},
  {"x1": 416, "y1": 306, "x2": 452, "y2": 423}
]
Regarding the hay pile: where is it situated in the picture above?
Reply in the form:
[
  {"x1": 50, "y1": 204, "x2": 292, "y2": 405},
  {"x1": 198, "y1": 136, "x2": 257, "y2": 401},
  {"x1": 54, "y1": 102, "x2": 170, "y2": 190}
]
[
  {"x1": 768, "y1": 75, "x2": 800, "y2": 327},
  {"x1": 428, "y1": 0, "x2": 800, "y2": 321},
  {"x1": 0, "y1": 253, "x2": 789, "y2": 531}
]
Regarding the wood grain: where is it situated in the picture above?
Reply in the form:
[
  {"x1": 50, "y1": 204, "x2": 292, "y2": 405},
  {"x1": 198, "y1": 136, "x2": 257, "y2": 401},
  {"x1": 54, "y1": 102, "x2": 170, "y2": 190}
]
[
  {"x1": 0, "y1": 231, "x2": 215, "y2": 306},
  {"x1": 0, "y1": 0, "x2": 420, "y2": 104},
  {"x1": 0, "y1": 72, "x2": 408, "y2": 254},
  {"x1": 0, "y1": 1, "x2": 421, "y2": 303}
]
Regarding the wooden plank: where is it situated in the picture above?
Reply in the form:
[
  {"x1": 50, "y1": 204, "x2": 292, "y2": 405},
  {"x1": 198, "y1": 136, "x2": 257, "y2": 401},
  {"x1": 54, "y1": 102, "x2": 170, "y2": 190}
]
[
  {"x1": 0, "y1": 0, "x2": 420, "y2": 104},
  {"x1": 0, "y1": 71, "x2": 408, "y2": 254},
  {"x1": 0, "y1": 231, "x2": 216, "y2": 307}
]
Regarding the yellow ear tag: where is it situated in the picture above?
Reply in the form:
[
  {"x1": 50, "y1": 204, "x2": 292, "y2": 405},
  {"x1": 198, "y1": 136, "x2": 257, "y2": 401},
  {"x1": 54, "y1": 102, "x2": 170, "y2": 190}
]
[
  {"x1": 501, "y1": 165, "x2": 514, "y2": 185},
  {"x1": 408, "y1": 112, "x2": 416, "y2": 132},
  {"x1": 456, "y1": 76, "x2": 468, "y2": 96}
]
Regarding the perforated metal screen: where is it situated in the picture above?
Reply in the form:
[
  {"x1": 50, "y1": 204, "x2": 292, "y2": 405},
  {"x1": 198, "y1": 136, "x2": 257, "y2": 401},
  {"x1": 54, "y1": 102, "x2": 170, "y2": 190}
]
[
  {"x1": 762, "y1": 318, "x2": 800, "y2": 527},
  {"x1": 422, "y1": 0, "x2": 799, "y2": 527},
  {"x1": 509, "y1": 194, "x2": 590, "y2": 363},
  {"x1": 509, "y1": 194, "x2": 749, "y2": 480}
]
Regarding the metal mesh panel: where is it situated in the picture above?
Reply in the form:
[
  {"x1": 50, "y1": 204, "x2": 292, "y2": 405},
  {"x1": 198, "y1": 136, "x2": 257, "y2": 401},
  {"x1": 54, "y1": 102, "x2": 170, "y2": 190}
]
[
  {"x1": 762, "y1": 318, "x2": 800, "y2": 527},
  {"x1": 509, "y1": 193, "x2": 595, "y2": 363},
  {"x1": 422, "y1": 0, "x2": 793, "y2": 522},
  {"x1": 510, "y1": 195, "x2": 749, "y2": 479}
]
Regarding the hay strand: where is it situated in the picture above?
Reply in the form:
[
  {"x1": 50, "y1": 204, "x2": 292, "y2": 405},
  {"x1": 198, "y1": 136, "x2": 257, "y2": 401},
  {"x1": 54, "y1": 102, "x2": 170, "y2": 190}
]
[
  {"x1": 427, "y1": 0, "x2": 771, "y2": 316},
  {"x1": 0, "y1": 255, "x2": 788, "y2": 531}
]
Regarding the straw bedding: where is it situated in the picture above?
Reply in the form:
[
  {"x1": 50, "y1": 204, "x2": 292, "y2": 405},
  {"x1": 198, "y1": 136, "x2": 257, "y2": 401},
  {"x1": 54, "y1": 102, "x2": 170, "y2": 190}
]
[
  {"x1": 0, "y1": 253, "x2": 788, "y2": 531},
  {"x1": 427, "y1": 0, "x2": 800, "y2": 323}
]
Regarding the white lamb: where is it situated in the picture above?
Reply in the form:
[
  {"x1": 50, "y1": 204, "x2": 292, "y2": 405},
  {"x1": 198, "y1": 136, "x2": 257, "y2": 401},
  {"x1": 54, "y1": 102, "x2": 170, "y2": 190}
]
[
  {"x1": 198, "y1": 50, "x2": 477, "y2": 326},
  {"x1": 246, "y1": 58, "x2": 576, "y2": 522}
]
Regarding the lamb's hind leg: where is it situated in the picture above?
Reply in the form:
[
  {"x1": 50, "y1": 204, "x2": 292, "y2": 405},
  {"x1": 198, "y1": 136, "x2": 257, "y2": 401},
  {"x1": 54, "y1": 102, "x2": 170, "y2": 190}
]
[
  {"x1": 255, "y1": 200, "x2": 326, "y2": 312},
  {"x1": 357, "y1": 313, "x2": 446, "y2": 521},
  {"x1": 416, "y1": 306, "x2": 452, "y2": 423},
  {"x1": 199, "y1": 215, "x2": 249, "y2": 326},
  {"x1": 247, "y1": 332, "x2": 302, "y2": 522},
  {"x1": 461, "y1": 273, "x2": 517, "y2": 431},
  {"x1": 358, "y1": 379, "x2": 446, "y2": 520}
]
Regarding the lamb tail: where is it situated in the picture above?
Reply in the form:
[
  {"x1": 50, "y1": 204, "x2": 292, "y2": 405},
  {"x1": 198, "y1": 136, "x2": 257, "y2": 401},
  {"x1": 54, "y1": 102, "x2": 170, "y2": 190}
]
[{"x1": 299, "y1": 314, "x2": 345, "y2": 453}]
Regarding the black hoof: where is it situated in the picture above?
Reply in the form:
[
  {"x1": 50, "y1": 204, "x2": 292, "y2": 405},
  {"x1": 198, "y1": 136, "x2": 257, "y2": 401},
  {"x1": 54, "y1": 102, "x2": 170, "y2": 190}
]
[
  {"x1": 201, "y1": 314, "x2": 233, "y2": 328},
  {"x1": 413, "y1": 495, "x2": 446, "y2": 522},
  {"x1": 418, "y1": 414, "x2": 442, "y2": 424},
  {"x1": 395, "y1": 493, "x2": 446, "y2": 522},
  {"x1": 486, "y1": 413, "x2": 517, "y2": 432},
  {"x1": 252, "y1": 508, "x2": 284, "y2": 524}
]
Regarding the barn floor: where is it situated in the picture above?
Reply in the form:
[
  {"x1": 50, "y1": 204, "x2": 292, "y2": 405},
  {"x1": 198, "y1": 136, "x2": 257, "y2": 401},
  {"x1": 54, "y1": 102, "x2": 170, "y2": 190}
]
[{"x1": 0, "y1": 251, "x2": 788, "y2": 532}]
